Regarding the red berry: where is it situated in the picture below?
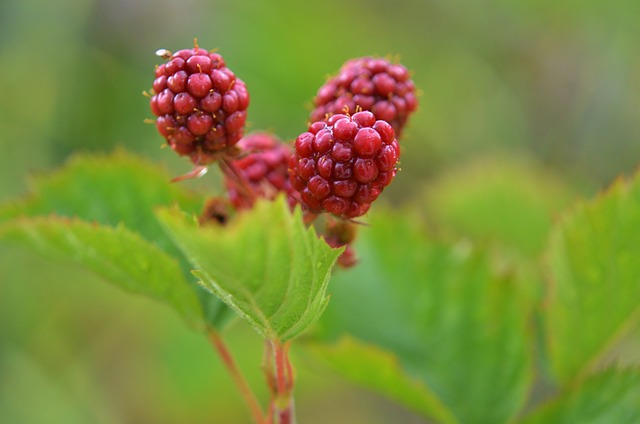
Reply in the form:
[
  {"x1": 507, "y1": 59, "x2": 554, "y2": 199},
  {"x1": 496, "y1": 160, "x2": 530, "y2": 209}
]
[
  {"x1": 149, "y1": 45, "x2": 250, "y2": 165},
  {"x1": 289, "y1": 113, "x2": 399, "y2": 219},
  {"x1": 224, "y1": 133, "x2": 297, "y2": 210},
  {"x1": 311, "y1": 57, "x2": 417, "y2": 137}
]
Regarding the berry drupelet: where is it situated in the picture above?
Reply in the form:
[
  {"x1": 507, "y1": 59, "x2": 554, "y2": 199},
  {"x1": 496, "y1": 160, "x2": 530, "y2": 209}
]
[
  {"x1": 289, "y1": 111, "x2": 399, "y2": 219},
  {"x1": 310, "y1": 57, "x2": 417, "y2": 136},
  {"x1": 150, "y1": 46, "x2": 249, "y2": 165}
]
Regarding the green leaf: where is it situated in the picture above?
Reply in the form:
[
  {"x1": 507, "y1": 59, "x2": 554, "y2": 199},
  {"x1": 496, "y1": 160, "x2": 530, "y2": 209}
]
[
  {"x1": 317, "y1": 210, "x2": 533, "y2": 424},
  {"x1": 545, "y1": 173, "x2": 640, "y2": 382},
  {"x1": 0, "y1": 216, "x2": 203, "y2": 327},
  {"x1": 423, "y1": 156, "x2": 573, "y2": 255},
  {"x1": 521, "y1": 369, "x2": 640, "y2": 423},
  {"x1": 307, "y1": 336, "x2": 457, "y2": 424},
  {"x1": 156, "y1": 197, "x2": 342, "y2": 341},
  {"x1": 0, "y1": 150, "x2": 229, "y2": 329},
  {"x1": 0, "y1": 149, "x2": 201, "y2": 247}
]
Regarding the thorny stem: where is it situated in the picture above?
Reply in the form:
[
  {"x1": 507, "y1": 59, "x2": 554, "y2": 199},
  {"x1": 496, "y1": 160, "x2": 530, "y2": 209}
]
[
  {"x1": 208, "y1": 329, "x2": 267, "y2": 424},
  {"x1": 264, "y1": 340, "x2": 296, "y2": 424}
]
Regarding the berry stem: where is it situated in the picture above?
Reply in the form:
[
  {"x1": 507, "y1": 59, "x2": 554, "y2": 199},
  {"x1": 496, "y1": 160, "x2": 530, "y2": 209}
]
[
  {"x1": 264, "y1": 340, "x2": 296, "y2": 424},
  {"x1": 208, "y1": 328, "x2": 267, "y2": 424},
  {"x1": 219, "y1": 157, "x2": 257, "y2": 203}
]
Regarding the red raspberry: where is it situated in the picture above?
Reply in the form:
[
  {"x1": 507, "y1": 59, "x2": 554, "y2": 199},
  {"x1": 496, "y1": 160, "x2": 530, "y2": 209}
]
[
  {"x1": 150, "y1": 46, "x2": 250, "y2": 165},
  {"x1": 310, "y1": 57, "x2": 417, "y2": 137},
  {"x1": 289, "y1": 111, "x2": 399, "y2": 219},
  {"x1": 224, "y1": 132, "x2": 297, "y2": 209}
]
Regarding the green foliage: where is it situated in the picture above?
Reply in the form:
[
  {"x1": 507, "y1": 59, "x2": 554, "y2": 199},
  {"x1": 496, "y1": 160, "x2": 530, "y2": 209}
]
[
  {"x1": 0, "y1": 217, "x2": 203, "y2": 327},
  {"x1": 545, "y1": 173, "x2": 640, "y2": 382},
  {"x1": 3, "y1": 152, "x2": 640, "y2": 423},
  {"x1": 0, "y1": 150, "x2": 201, "y2": 246},
  {"x1": 308, "y1": 336, "x2": 457, "y2": 424},
  {"x1": 423, "y1": 156, "x2": 573, "y2": 254},
  {"x1": 0, "y1": 151, "x2": 225, "y2": 329},
  {"x1": 521, "y1": 369, "x2": 640, "y2": 424},
  {"x1": 317, "y1": 210, "x2": 533, "y2": 424},
  {"x1": 2, "y1": 0, "x2": 640, "y2": 420},
  {"x1": 157, "y1": 197, "x2": 343, "y2": 342}
]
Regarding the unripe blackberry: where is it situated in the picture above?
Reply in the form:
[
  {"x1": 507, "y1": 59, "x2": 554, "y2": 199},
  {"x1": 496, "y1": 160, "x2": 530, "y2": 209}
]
[
  {"x1": 224, "y1": 132, "x2": 297, "y2": 209},
  {"x1": 150, "y1": 46, "x2": 250, "y2": 165},
  {"x1": 290, "y1": 111, "x2": 400, "y2": 219},
  {"x1": 310, "y1": 57, "x2": 417, "y2": 137}
]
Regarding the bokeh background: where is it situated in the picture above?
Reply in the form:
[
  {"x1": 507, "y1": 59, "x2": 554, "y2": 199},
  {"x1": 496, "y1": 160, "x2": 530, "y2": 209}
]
[{"x1": 1, "y1": 0, "x2": 638, "y2": 422}]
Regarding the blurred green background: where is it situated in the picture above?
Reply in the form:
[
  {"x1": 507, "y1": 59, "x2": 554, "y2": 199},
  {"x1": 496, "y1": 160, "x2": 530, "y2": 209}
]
[{"x1": 1, "y1": 0, "x2": 638, "y2": 422}]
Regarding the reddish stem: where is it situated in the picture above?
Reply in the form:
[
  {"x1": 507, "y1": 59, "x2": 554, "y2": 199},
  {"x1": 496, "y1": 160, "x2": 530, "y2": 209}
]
[
  {"x1": 274, "y1": 341, "x2": 288, "y2": 394},
  {"x1": 219, "y1": 157, "x2": 257, "y2": 202},
  {"x1": 208, "y1": 329, "x2": 267, "y2": 424},
  {"x1": 265, "y1": 340, "x2": 296, "y2": 424}
]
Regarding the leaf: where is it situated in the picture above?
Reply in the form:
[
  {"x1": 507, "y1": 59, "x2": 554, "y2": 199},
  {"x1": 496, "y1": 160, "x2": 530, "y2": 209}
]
[
  {"x1": 545, "y1": 173, "x2": 640, "y2": 382},
  {"x1": 307, "y1": 336, "x2": 457, "y2": 424},
  {"x1": 317, "y1": 210, "x2": 533, "y2": 424},
  {"x1": 0, "y1": 149, "x2": 201, "y2": 248},
  {"x1": 0, "y1": 150, "x2": 230, "y2": 329},
  {"x1": 521, "y1": 369, "x2": 640, "y2": 423},
  {"x1": 0, "y1": 216, "x2": 203, "y2": 327},
  {"x1": 423, "y1": 156, "x2": 573, "y2": 255},
  {"x1": 156, "y1": 196, "x2": 343, "y2": 341}
]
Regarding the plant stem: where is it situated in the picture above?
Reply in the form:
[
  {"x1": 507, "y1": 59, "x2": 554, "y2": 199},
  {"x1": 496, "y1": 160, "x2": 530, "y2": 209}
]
[
  {"x1": 219, "y1": 157, "x2": 257, "y2": 203},
  {"x1": 265, "y1": 340, "x2": 296, "y2": 424},
  {"x1": 208, "y1": 328, "x2": 266, "y2": 424}
]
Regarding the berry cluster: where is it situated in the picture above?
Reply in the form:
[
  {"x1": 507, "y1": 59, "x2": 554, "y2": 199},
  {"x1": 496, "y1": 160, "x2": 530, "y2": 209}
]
[
  {"x1": 150, "y1": 46, "x2": 249, "y2": 165},
  {"x1": 289, "y1": 111, "x2": 399, "y2": 219},
  {"x1": 149, "y1": 45, "x2": 417, "y2": 268},
  {"x1": 310, "y1": 57, "x2": 417, "y2": 136}
]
